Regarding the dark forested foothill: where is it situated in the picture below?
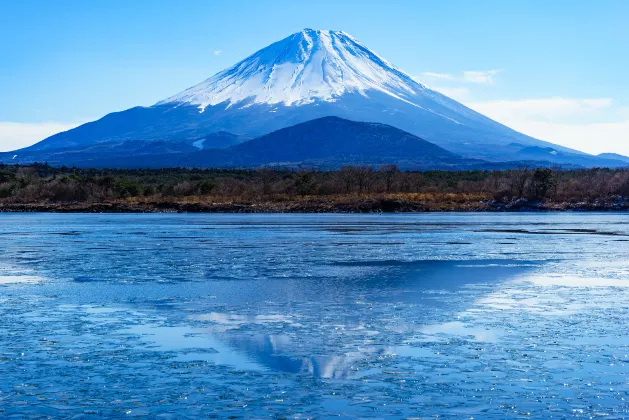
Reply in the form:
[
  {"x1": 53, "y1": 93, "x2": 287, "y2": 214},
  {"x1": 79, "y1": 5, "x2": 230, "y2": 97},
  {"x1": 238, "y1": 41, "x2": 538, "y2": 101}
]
[{"x1": 0, "y1": 163, "x2": 628, "y2": 212}]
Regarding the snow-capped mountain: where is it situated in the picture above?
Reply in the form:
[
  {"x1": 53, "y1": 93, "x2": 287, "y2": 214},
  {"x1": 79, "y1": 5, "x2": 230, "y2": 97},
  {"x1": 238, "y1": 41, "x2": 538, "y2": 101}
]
[
  {"x1": 6, "y1": 28, "x2": 622, "y2": 168},
  {"x1": 159, "y1": 29, "x2": 433, "y2": 109},
  {"x1": 156, "y1": 29, "x2": 490, "y2": 129}
]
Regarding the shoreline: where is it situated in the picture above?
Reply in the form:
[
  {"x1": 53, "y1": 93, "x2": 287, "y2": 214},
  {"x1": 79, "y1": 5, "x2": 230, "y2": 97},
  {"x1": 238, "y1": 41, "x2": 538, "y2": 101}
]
[{"x1": 1, "y1": 198, "x2": 628, "y2": 213}]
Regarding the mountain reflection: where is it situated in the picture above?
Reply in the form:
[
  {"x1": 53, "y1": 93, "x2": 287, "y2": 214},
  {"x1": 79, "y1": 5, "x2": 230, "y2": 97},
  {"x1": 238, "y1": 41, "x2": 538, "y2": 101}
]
[
  {"x1": 221, "y1": 334, "x2": 373, "y2": 379},
  {"x1": 196, "y1": 259, "x2": 545, "y2": 378}
]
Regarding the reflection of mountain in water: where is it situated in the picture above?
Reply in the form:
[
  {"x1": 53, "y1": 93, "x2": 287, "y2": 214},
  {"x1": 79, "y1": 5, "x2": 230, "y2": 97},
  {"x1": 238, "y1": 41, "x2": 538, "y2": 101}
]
[
  {"x1": 200, "y1": 259, "x2": 547, "y2": 377},
  {"x1": 222, "y1": 334, "x2": 374, "y2": 379}
]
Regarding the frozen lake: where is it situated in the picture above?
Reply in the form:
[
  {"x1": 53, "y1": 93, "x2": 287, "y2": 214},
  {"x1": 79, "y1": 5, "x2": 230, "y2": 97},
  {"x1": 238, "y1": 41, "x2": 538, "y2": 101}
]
[{"x1": 1, "y1": 213, "x2": 629, "y2": 418}]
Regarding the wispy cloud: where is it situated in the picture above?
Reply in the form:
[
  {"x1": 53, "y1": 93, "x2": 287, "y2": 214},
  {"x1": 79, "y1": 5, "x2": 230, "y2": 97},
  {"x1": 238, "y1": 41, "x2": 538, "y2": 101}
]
[
  {"x1": 420, "y1": 72, "x2": 455, "y2": 80},
  {"x1": 213, "y1": 49, "x2": 223, "y2": 56},
  {"x1": 420, "y1": 69, "x2": 503, "y2": 85},
  {"x1": 462, "y1": 69, "x2": 502, "y2": 84},
  {"x1": 0, "y1": 121, "x2": 83, "y2": 152}
]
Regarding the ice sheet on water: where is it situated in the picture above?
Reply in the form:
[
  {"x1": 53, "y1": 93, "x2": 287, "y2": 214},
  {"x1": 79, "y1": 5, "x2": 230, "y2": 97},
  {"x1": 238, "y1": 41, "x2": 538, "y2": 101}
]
[
  {"x1": 0, "y1": 264, "x2": 42, "y2": 284},
  {"x1": 1, "y1": 213, "x2": 629, "y2": 417}
]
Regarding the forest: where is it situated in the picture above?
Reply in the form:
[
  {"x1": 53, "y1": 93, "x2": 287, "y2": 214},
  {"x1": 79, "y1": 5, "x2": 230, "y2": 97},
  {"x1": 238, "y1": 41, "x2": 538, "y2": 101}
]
[{"x1": 0, "y1": 163, "x2": 628, "y2": 212}]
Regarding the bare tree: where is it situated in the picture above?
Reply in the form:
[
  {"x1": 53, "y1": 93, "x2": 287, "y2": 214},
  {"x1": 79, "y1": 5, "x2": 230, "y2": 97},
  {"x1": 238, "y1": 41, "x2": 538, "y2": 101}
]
[
  {"x1": 380, "y1": 165, "x2": 400, "y2": 193},
  {"x1": 355, "y1": 166, "x2": 375, "y2": 193},
  {"x1": 510, "y1": 166, "x2": 531, "y2": 198},
  {"x1": 258, "y1": 168, "x2": 275, "y2": 195},
  {"x1": 340, "y1": 166, "x2": 357, "y2": 193}
]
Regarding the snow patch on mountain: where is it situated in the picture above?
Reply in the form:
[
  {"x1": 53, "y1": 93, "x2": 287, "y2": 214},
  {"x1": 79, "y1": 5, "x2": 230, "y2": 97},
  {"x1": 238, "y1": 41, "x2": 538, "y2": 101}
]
[{"x1": 157, "y1": 29, "x2": 434, "y2": 111}]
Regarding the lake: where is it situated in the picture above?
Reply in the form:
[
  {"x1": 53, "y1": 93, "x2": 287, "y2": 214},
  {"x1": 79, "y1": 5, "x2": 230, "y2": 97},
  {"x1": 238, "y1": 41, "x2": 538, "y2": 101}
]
[{"x1": 1, "y1": 213, "x2": 628, "y2": 418}]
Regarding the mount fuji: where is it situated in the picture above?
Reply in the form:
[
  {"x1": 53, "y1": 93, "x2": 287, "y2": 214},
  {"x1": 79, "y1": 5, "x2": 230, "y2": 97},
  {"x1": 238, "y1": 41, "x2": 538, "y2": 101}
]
[{"x1": 4, "y1": 29, "x2": 625, "y2": 168}]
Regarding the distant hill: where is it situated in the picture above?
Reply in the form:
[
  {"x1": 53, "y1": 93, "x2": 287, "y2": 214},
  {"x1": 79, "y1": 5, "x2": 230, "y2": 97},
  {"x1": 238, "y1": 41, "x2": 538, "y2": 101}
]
[
  {"x1": 511, "y1": 145, "x2": 628, "y2": 168},
  {"x1": 598, "y1": 153, "x2": 629, "y2": 164},
  {"x1": 180, "y1": 117, "x2": 470, "y2": 169}
]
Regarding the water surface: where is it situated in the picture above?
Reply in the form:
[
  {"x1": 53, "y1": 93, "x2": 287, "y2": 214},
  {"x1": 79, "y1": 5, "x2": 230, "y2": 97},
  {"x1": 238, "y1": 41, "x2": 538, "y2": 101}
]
[{"x1": 1, "y1": 213, "x2": 628, "y2": 417}]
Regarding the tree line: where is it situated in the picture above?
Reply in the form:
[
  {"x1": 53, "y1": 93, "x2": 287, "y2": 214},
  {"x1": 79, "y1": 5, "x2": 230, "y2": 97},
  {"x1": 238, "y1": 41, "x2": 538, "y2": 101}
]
[{"x1": 0, "y1": 163, "x2": 628, "y2": 203}]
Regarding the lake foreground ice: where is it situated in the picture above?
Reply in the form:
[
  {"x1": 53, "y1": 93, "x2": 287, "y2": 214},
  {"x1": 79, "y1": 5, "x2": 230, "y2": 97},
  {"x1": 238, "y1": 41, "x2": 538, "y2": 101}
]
[{"x1": 1, "y1": 213, "x2": 628, "y2": 418}]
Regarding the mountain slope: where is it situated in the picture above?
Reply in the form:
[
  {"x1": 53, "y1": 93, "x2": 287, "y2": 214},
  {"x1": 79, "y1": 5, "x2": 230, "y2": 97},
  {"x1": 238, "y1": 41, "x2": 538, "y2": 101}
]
[
  {"x1": 180, "y1": 116, "x2": 465, "y2": 169},
  {"x1": 1, "y1": 118, "x2": 492, "y2": 169},
  {"x1": 506, "y1": 145, "x2": 629, "y2": 168},
  {"x1": 157, "y1": 29, "x2": 446, "y2": 110},
  {"x1": 150, "y1": 29, "x2": 581, "y2": 160},
  {"x1": 5, "y1": 28, "x2": 620, "y2": 167}
]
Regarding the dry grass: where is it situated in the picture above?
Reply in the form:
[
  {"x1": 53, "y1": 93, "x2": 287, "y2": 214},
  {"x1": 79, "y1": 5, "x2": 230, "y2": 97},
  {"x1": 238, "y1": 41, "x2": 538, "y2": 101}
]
[{"x1": 114, "y1": 192, "x2": 493, "y2": 212}]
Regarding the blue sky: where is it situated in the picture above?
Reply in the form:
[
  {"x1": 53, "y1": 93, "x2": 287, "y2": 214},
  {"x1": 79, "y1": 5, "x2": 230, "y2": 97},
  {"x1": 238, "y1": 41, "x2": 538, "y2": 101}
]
[{"x1": 1, "y1": 0, "x2": 628, "y2": 154}]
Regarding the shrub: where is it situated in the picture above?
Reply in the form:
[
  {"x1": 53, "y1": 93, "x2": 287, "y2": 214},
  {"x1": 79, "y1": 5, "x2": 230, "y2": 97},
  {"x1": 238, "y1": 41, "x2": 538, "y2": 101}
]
[
  {"x1": 197, "y1": 179, "x2": 216, "y2": 195},
  {"x1": 295, "y1": 172, "x2": 317, "y2": 195},
  {"x1": 0, "y1": 182, "x2": 14, "y2": 198},
  {"x1": 114, "y1": 180, "x2": 143, "y2": 197},
  {"x1": 0, "y1": 170, "x2": 15, "y2": 184},
  {"x1": 531, "y1": 168, "x2": 557, "y2": 200}
]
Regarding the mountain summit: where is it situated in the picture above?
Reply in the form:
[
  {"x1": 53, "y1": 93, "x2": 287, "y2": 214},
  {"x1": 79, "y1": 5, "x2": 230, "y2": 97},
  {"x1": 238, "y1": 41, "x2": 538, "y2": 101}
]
[
  {"x1": 6, "y1": 28, "x2": 622, "y2": 168},
  {"x1": 158, "y1": 29, "x2": 428, "y2": 109}
]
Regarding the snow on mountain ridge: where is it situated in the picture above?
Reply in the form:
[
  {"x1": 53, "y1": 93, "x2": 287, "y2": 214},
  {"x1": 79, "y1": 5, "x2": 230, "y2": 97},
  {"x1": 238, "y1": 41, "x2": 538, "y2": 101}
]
[{"x1": 157, "y1": 28, "x2": 431, "y2": 110}]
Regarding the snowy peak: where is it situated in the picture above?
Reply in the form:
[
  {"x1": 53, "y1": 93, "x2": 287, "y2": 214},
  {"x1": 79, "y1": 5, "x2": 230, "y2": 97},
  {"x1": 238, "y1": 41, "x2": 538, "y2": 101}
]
[{"x1": 157, "y1": 29, "x2": 428, "y2": 109}]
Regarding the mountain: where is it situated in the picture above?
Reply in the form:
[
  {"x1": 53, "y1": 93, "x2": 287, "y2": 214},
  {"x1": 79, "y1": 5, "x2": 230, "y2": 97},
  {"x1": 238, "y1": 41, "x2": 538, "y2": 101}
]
[
  {"x1": 598, "y1": 153, "x2": 629, "y2": 164},
  {"x1": 4, "y1": 28, "x2": 623, "y2": 168},
  {"x1": 8, "y1": 118, "x2": 547, "y2": 170},
  {"x1": 192, "y1": 132, "x2": 250, "y2": 149},
  {"x1": 3, "y1": 118, "x2": 476, "y2": 169},
  {"x1": 180, "y1": 116, "x2": 468, "y2": 169}
]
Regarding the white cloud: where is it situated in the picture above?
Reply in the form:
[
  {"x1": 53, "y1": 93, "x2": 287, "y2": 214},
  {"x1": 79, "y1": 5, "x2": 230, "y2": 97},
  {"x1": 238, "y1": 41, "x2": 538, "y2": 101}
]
[
  {"x1": 0, "y1": 122, "x2": 82, "y2": 152},
  {"x1": 417, "y1": 65, "x2": 627, "y2": 155},
  {"x1": 462, "y1": 69, "x2": 503, "y2": 84},
  {"x1": 420, "y1": 69, "x2": 502, "y2": 85},
  {"x1": 213, "y1": 49, "x2": 223, "y2": 56},
  {"x1": 420, "y1": 72, "x2": 455, "y2": 80},
  {"x1": 464, "y1": 97, "x2": 629, "y2": 155}
]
